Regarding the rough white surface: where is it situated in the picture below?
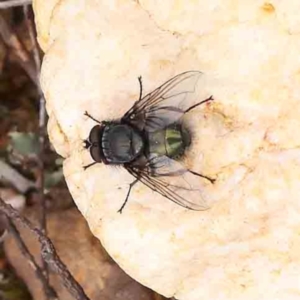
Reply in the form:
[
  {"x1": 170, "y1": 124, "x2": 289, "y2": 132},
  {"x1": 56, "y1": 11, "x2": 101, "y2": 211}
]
[{"x1": 34, "y1": 0, "x2": 300, "y2": 299}]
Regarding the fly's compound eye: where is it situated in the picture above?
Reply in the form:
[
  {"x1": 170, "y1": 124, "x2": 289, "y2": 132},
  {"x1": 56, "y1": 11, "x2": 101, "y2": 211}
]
[
  {"x1": 90, "y1": 144, "x2": 102, "y2": 162},
  {"x1": 89, "y1": 125, "x2": 101, "y2": 143}
]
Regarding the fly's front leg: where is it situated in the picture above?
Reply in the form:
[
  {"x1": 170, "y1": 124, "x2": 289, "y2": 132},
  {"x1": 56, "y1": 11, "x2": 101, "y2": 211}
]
[
  {"x1": 83, "y1": 162, "x2": 97, "y2": 170},
  {"x1": 84, "y1": 111, "x2": 101, "y2": 124},
  {"x1": 138, "y1": 76, "x2": 143, "y2": 101}
]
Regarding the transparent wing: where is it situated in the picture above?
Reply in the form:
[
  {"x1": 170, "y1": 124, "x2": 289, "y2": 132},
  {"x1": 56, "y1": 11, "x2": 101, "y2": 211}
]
[
  {"x1": 122, "y1": 71, "x2": 204, "y2": 132},
  {"x1": 125, "y1": 155, "x2": 214, "y2": 211}
]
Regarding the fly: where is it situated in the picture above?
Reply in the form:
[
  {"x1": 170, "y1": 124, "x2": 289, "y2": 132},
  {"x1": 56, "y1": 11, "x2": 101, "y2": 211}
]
[{"x1": 84, "y1": 71, "x2": 215, "y2": 213}]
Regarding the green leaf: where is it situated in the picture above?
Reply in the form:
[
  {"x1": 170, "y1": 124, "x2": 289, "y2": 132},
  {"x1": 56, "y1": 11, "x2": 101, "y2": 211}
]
[{"x1": 8, "y1": 132, "x2": 39, "y2": 157}]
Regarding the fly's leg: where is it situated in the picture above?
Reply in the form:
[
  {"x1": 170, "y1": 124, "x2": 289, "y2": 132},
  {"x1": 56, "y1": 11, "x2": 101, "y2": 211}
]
[
  {"x1": 138, "y1": 76, "x2": 143, "y2": 101},
  {"x1": 184, "y1": 95, "x2": 214, "y2": 182},
  {"x1": 188, "y1": 170, "x2": 215, "y2": 184},
  {"x1": 83, "y1": 162, "x2": 97, "y2": 170},
  {"x1": 184, "y1": 95, "x2": 214, "y2": 114},
  {"x1": 84, "y1": 111, "x2": 102, "y2": 124},
  {"x1": 118, "y1": 178, "x2": 139, "y2": 213},
  {"x1": 185, "y1": 95, "x2": 215, "y2": 183}
]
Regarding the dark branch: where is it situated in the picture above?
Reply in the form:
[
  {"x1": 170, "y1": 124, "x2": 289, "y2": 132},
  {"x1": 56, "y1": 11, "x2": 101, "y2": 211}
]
[
  {"x1": 0, "y1": 198, "x2": 90, "y2": 300},
  {"x1": 23, "y1": 5, "x2": 41, "y2": 72},
  {"x1": 23, "y1": 4, "x2": 48, "y2": 282},
  {"x1": 6, "y1": 217, "x2": 58, "y2": 300},
  {"x1": 0, "y1": 13, "x2": 38, "y2": 85}
]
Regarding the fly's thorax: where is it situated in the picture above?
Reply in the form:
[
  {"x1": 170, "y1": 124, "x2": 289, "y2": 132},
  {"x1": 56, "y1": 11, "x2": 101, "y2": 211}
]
[
  {"x1": 148, "y1": 123, "x2": 191, "y2": 159},
  {"x1": 101, "y1": 123, "x2": 144, "y2": 164}
]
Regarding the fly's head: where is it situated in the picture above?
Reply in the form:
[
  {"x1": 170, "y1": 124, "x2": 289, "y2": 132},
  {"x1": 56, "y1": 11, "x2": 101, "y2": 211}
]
[{"x1": 84, "y1": 124, "x2": 105, "y2": 164}]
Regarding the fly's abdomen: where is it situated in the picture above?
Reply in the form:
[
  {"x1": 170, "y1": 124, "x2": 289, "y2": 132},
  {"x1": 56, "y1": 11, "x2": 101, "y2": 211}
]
[
  {"x1": 148, "y1": 123, "x2": 191, "y2": 159},
  {"x1": 165, "y1": 126, "x2": 186, "y2": 158}
]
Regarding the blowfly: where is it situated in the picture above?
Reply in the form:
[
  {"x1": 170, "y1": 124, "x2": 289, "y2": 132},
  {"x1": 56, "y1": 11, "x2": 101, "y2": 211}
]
[{"x1": 84, "y1": 71, "x2": 215, "y2": 213}]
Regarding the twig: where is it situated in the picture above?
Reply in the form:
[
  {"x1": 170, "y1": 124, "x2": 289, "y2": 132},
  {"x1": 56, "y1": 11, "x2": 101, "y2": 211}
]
[
  {"x1": 23, "y1": 5, "x2": 49, "y2": 284},
  {"x1": 0, "y1": 0, "x2": 31, "y2": 9},
  {"x1": 23, "y1": 5, "x2": 46, "y2": 231},
  {"x1": 6, "y1": 217, "x2": 58, "y2": 300},
  {"x1": 0, "y1": 159, "x2": 36, "y2": 193},
  {"x1": 23, "y1": 5, "x2": 41, "y2": 74},
  {"x1": 37, "y1": 95, "x2": 48, "y2": 281},
  {"x1": 0, "y1": 198, "x2": 90, "y2": 300},
  {"x1": 0, "y1": 12, "x2": 38, "y2": 84}
]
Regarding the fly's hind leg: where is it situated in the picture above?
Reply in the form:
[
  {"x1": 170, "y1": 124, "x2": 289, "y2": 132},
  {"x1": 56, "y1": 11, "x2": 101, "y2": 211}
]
[
  {"x1": 185, "y1": 94, "x2": 215, "y2": 183},
  {"x1": 188, "y1": 169, "x2": 216, "y2": 184},
  {"x1": 184, "y1": 95, "x2": 214, "y2": 114}
]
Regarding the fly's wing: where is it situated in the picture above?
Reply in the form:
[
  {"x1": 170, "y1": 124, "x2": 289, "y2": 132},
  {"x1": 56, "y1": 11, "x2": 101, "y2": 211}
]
[
  {"x1": 122, "y1": 71, "x2": 205, "y2": 132},
  {"x1": 125, "y1": 155, "x2": 214, "y2": 210}
]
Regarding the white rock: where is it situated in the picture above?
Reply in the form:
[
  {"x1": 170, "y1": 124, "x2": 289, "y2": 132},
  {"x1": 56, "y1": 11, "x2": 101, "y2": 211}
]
[{"x1": 34, "y1": 0, "x2": 300, "y2": 299}]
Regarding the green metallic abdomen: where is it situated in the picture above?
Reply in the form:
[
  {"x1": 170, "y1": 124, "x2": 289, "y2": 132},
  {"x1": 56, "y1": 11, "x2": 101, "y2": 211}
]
[{"x1": 148, "y1": 123, "x2": 191, "y2": 159}]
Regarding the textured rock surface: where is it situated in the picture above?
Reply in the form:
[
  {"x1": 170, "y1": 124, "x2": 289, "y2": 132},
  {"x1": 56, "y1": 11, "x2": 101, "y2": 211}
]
[{"x1": 34, "y1": 0, "x2": 300, "y2": 299}]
